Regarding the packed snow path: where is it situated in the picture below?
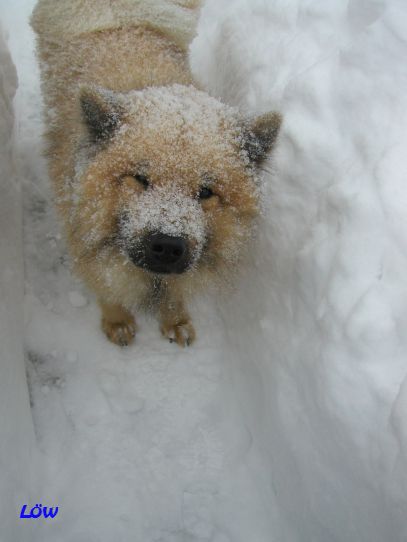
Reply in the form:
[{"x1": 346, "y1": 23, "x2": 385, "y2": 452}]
[{"x1": 2, "y1": 0, "x2": 407, "y2": 541}]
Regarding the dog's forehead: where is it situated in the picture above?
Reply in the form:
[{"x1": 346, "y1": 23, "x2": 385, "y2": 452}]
[
  {"x1": 125, "y1": 136, "x2": 243, "y2": 185},
  {"x1": 125, "y1": 84, "x2": 241, "y2": 142},
  {"x1": 116, "y1": 86, "x2": 245, "y2": 180}
]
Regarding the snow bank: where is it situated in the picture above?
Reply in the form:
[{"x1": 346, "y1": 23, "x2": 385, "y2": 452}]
[
  {"x1": 0, "y1": 25, "x2": 35, "y2": 539},
  {"x1": 191, "y1": 1, "x2": 407, "y2": 540}
]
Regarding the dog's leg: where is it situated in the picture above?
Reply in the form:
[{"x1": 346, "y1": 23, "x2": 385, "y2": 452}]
[
  {"x1": 100, "y1": 301, "x2": 137, "y2": 347},
  {"x1": 159, "y1": 289, "x2": 195, "y2": 347}
]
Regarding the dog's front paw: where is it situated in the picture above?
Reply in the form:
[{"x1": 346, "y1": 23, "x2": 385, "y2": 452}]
[
  {"x1": 161, "y1": 320, "x2": 196, "y2": 347},
  {"x1": 102, "y1": 318, "x2": 136, "y2": 347}
]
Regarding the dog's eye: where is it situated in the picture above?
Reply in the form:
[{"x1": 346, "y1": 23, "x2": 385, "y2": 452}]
[
  {"x1": 198, "y1": 186, "x2": 214, "y2": 200},
  {"x1": 133, "y1": 173, "x2": 149, "y2": 189}
]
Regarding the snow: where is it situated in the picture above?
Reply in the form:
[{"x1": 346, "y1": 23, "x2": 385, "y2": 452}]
[
  {"x1": 1, "y1": 0, "x2": 407, "y2": 541},
  {"x1": 68, "y1": 291, "x2": 88, "y2": 308},
  {"x1": 191, "y1": 0, "x2": 407, "y2": 540},
  {"x1": 0, "y1": 22, "x2": 36, "y2": 541}
]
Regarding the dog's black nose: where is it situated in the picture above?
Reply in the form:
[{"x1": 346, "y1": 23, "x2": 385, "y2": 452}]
[{"x1": 138, "y1": 233, "x2": 190, "y2": 274}]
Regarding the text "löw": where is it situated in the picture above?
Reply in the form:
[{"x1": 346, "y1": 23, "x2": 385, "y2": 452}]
[{"x1": 20, "y1": 504, "x2": 59, "y2": 519}]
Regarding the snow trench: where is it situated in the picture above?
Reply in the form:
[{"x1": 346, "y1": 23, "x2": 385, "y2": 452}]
[
  {"x1": 1, "y1": 0, "x2": 407, "y2": 541},
  {"x1": 0, "y1": 24, "x2": 36, "y2": 542}
]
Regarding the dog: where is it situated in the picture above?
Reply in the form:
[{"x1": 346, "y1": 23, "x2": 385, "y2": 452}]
[{"x1": 31, "y1": 0, "x2": 281, "y2": 347}]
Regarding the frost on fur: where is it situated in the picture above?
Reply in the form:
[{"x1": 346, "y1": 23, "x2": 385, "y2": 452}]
[
  {"x1": 67, "y1": 84, "x2": 272, "y2": 291},
  {"x1": 119, "y1": 185, "x2": 207, "y2": 266}
]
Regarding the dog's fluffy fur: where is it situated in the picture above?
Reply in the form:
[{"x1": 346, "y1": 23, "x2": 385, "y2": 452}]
[{"x1": 32, "y1": 0, "x2": 281, "y2": 347}]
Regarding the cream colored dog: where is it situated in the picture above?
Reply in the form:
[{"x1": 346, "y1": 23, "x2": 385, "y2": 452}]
[{"x1": 32, "y1": 0, "x2": 281, "y2": 347}]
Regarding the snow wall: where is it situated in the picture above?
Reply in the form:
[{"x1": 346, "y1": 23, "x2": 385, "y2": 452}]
[
  {"x1": 0, "y1": 26, "x2": 35, "y2": 539},
  {"x1": 191, "y1": 1, "x2": 407, "y2": 541}
]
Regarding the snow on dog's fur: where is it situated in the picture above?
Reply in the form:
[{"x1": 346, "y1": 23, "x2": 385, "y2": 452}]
[{"x1": 31, "y1": 0, "x2": 281, "y2": 347}]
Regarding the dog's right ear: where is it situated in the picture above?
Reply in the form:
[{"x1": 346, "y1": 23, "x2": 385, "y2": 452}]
[{"x1": 79, "y1": 86, "x2": 125, "y2": 142}]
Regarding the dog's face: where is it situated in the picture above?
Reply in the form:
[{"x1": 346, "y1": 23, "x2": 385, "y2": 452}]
[{"x1": 71, "y1": 85, "x2": 281, "y2": 284}]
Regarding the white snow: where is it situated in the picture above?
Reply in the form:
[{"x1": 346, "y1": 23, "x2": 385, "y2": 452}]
[
  {"x1": 68, "y1": 291, "x2": 88, "y2": 308},
  {"x1": 1, "y1": 0, "x2": 407, "y2": 540},
  {"x1": 191, "y1": 0, "x2": 407, "y2": 540},
  {"x1": 0, "y1": 22, "x2": 36, "y2": 542}
]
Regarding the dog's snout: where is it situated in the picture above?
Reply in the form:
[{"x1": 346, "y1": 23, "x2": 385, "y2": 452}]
[{"x1": 131, "y1": 232, "x2": 190, "y2": 274}]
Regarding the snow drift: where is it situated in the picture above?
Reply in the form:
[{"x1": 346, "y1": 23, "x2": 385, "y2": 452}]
[
  {"x1": 0, "y1": 25, "x2": 35, "y2": 540},
  {"x1": 191, "y1": 0, "x2": 407, "y2": 540}
]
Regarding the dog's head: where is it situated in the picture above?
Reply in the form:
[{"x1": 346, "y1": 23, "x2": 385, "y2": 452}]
[{"x1": 71, "y1": 85, "x2": 281, "y2": 283}]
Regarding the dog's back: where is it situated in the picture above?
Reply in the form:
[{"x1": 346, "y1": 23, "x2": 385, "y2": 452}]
[
  {"x1": 31, "y1": 0, "x2": 201, "y2": 202},
  {"x1": 31, "y1": 0, "x2": 202, "y2": 103},
  {"x1": 31, "y1": 0, "x2": 201, "y2": 51}
]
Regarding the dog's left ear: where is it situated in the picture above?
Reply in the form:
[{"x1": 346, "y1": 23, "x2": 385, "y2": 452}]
[{"x1": 243, "y1": 112, "x2": 282, "y2": 166}]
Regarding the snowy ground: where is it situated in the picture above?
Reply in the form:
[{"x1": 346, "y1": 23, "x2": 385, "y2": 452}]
[{"x1": 1, "y1": 0, "x2": 407, "y2": 541}]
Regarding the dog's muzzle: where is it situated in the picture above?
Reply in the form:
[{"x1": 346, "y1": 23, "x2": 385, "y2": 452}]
[{"x1": 128, "y1": 232, "x2": 191, "y2": 274}]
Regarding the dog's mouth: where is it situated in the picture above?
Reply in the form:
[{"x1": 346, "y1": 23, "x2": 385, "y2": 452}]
[{"x1": 127, "y1": 232, "x2": 192, "y2": 275}]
